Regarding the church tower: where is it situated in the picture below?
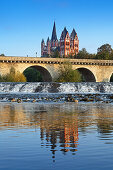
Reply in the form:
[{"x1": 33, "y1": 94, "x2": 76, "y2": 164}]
[
  {"x1": 47, "y1": 37, "x2": 51, "y2": 56},
  {"x1": 41, "y1": 39, "x2": 45, "y2": 56},
  {"x1": 60, "y1": 27, "x2": 70, "y2": 57},
  {"x1": 70, "y1": 29, "x2": 79, "y2": 55},
  {"x1": 51, "y1": 22, "x2": 58, "y2": 48}
]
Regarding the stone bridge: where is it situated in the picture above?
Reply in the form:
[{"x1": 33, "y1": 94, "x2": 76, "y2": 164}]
[{"x1": 0, "y1": 56, "x2": 113, "y2": 82}]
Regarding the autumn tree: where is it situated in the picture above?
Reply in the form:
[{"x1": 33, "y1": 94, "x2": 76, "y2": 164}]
[{"x1": 0, "y1": 67, "x2": 26, "y2": 82}]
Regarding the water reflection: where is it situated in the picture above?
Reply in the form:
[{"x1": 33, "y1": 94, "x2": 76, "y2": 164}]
[
  {"x1": 39, "y1": 110, "x2": 79, "y2": 160},
  {"x1": 1, "y1": 103, "x2": 113, "y2": 161}
]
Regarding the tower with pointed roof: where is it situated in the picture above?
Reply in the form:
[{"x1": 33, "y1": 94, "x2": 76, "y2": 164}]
[
  {"x1": 51, "y1": 21, "x2": 58, "y2": 48},
  {"x1": 47, "y1": 37, "x2": 51, "y2": 55},
  {"x1": 70, "y1": 29, "x2": 79, "y2": 55},
  {"x1": 41, "y1": 39, "x2": 45, "y2": 56},
  {"x1": 60, "y1": 27, "x2": 70, "y2": 57}
]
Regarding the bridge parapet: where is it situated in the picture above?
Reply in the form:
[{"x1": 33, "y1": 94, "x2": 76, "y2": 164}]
[{"x1": 0, "y1": 56, "x2": 113, "y2": 66}]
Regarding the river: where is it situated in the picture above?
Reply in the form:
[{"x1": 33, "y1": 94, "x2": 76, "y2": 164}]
[{"x1": 1, "y1": 102, "x2": 113, "y2": 170}]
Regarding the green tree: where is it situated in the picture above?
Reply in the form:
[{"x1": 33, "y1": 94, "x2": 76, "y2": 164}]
[
  {"x1": 77, "y1": 48, "x2": 89, "y2": 59},
  {"x1": 55, "y1": 61, "x2": 82, "y2": 82},
  {"x1": 73, "y1": 53, "x2": 77, "y2": 59},
  {"x1": 97, "y1": 44, "x2": 112, "y2": 54},
  {"x1": 0, "y1": 75, "x2": 3, "y2": 81},
  {"x1": 96, "y1": 52, "x2": 110, "y2": 60},
  {"x1": 23, "y1": 67, "x2": 42, "y2": 82},
  {"x1": 110, "y1": 51, "x2": 113, "y2": 60},
  {"x1": 96, "y1": 44, "x2": 113, "y2": 60},
  {"x1": 51, "y1": 49, "x2": 60, "y2": 58},
  {"x1": 0, "y1": 54, "x2": 5, "y2": 56}
]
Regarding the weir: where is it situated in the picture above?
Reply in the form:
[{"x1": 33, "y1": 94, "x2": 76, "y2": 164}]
[{"x1": 0, "y1": 82, "x2": 113, "y2": 94}]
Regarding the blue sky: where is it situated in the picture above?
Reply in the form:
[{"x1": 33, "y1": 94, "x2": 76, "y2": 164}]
[{"x1": 0, "y1": 0, "x2": 113, "y2": 57}]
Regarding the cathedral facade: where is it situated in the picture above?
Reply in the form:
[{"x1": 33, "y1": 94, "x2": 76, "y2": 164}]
[{"x1": 41, "y1": 22, "x2": 79, "y2": 57}]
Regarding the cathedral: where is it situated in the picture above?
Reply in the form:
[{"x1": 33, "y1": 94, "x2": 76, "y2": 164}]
[{"x1": 41, "y1": 22, "x2": 79, "y2": 57}]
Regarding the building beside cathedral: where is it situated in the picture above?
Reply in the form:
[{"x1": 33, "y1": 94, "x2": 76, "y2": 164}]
[{"x1": 41, "y1": 22, "x2": 79, "y2": 57}]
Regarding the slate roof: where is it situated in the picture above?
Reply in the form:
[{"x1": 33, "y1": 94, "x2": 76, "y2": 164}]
[
  {"x1": 47, "y1": 37, "x2": 50, "y2": 42},
  {"x1": 41, "y1": 39, "x2": 44, "y2": 43},
  {"x1": 61, "y1": 27, "x2": 68, "y2": 39},
  {"x1": 51, "y1": 22, "x2": 57, "y2": 41},
  {"x1": 70, "y1": 29, "x2": 77, "y2": 40}
]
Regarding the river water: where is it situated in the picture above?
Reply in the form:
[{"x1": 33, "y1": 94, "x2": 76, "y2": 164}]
[{"x1": 1, "y1": 102, "x2": 113, "y2": 170}]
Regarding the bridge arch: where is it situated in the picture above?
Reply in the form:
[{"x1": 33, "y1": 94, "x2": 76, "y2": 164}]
[
  {"x1": 76, "y1": 68, "x2": 96, "y2": 82},
  {"x1": 106, "y1": 70, "x2": 113, "y2": 82},
  {"x1": 110, "y1": 73, "x2": 113, "y2": 82},
  {"x1": 23, "y1": 65, "x2": 52, "y2": 82}
]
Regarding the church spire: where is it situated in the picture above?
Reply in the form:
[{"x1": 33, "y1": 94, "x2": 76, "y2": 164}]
[{"x1": 51, "y1": 21, "x2": 57, "y2": 41}]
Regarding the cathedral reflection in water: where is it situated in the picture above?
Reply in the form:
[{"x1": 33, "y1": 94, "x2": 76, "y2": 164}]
[{"x1": 1, "y1": 103, "x2": 113, "y2": 161}]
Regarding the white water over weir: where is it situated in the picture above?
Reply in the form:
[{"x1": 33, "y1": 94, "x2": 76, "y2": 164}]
[{"x1": 0, "y1": 82, "x2": 113, "y2": 94}]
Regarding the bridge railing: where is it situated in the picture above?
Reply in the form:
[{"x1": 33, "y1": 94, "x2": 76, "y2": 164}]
[{"x1": 0, "y1": 56, "x2": 113, "y2": 66}]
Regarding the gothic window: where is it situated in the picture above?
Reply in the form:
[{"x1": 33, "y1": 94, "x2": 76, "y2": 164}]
[{"x1": 66, "y1": 42, "x2": 69, "y2": 45}]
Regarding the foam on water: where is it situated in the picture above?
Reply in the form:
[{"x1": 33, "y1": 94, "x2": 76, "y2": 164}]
[
  {"x1": 0, "y1": 82, "x2": 113, "y2": 94},
  {"x1": 58, "y1": 83, "x2": 77, "y2": 93},
  {"x1": 19, "y1": 83, "x2": 41, "y2": 92}
]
